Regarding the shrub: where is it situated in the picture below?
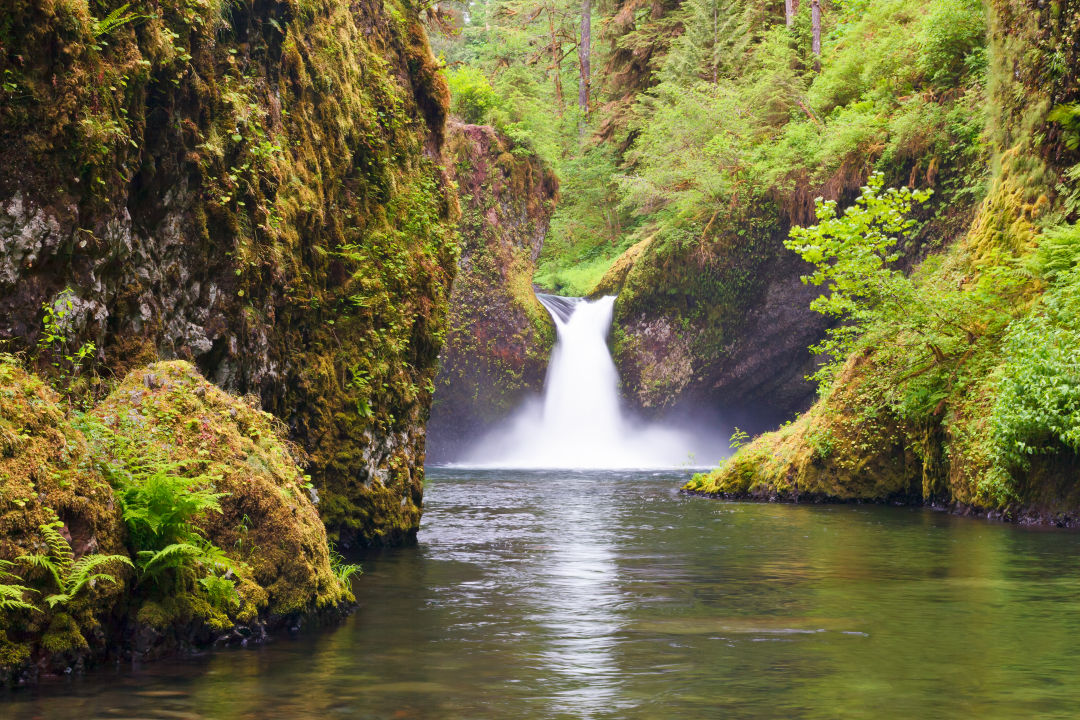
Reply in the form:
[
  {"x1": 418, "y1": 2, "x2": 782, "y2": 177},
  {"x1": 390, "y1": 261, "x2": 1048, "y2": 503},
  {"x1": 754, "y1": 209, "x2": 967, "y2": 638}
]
[
  {"x1": 446, "y1": 66, "x2": 497, "y2": 124},
  {"x1": 988, "y1": 224, "x2": 1080, "y2": 494}
]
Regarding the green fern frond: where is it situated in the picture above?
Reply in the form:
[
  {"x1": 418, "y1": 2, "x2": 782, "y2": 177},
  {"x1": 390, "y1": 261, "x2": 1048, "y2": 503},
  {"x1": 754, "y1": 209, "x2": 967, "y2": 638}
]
[
  {"x1": 15, "y1": 552, "x2": 63, "y2": 590},
  {"x1": 40, "y1": 521, "x2": 74, "y2": 568},
  {"x1": 42, "y1": 592, "x2": 71, "y2": 609},
  {"x1": 0, "y1": 582, "x2": 40, "y2": 613},
  {"x1": 67, "y1": 554, "x2": 133, "y2": 596},
  {"x1": 136, "y1": 542, "x2": 205, "y2": 579},
  {"x1": 90, "y1": 4, "x2": 145, "y2": 38}
]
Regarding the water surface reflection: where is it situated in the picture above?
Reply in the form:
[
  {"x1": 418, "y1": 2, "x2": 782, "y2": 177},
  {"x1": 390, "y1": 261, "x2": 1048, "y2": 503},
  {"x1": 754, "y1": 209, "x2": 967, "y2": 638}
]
[{"x1": 6, "y1": 468, "x2": 1080, "y2": 719}]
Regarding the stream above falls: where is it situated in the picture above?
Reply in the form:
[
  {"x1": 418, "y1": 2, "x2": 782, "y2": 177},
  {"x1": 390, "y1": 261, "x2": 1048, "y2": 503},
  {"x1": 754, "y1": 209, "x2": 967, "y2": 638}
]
[{"x1": 8, "y1": 467, "x2": 1080, "y2": 719}]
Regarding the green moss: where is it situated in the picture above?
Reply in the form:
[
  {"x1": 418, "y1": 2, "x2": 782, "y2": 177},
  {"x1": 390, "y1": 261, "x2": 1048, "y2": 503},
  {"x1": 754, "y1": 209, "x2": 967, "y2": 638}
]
[
  {"x1": 0, "y1": 631, "x2": 31, "y2": 670},
  {"x1": 688, "y1": 357, "x2": 919, "y2": 503},
  {"x1": 91, "y1": 361, "x2": 352, "y2": 616},
  {"x1": 0, "y1": 357, "x2": 129, "y2": 673},
  {"x1": 40, "y1": 612, "x2": 89, "y2": 653}
]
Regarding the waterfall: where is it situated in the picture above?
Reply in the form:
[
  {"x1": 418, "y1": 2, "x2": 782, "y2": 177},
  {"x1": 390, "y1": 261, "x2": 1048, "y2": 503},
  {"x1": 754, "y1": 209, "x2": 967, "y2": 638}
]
[{"x1": 461, "y1": 294, "x2": 710, "y2": 469}]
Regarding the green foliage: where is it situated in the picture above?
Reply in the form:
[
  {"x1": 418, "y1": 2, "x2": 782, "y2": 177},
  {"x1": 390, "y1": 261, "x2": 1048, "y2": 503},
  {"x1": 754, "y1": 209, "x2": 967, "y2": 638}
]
[
  {"x1": 328, "y1": 544, "x2": 362, "y2": 585},
  {"x1": 1048, "y1": 104, "x2": 1080, "y2": 152},
  {"x1": 0, "y1": 561, "x2": 39, "y2": 614},
  {"x1": 13, "y1": 522, "x2": 131, "y2": 611},
  {"x1": 446, "y1": 66, "x2": 497, "y2": 124},
  {"x1": 728, "y1": 427, "x2": 749, "y2": 450},
  {"x1": 90, "y1": 4, "x2": 145, "y2": 41},
  {"x1": 988, "y1": 224, "x2": 1080, "y2": 496},
  {"x1": 785, "y1": 173, "x2": 932, "y2": 387},
  {"x1": 36, "y1": 292, "x2": 97, "y2": 400},
  {"x1": 80, "y1": 418, "x2": 243, "y2": 611}
]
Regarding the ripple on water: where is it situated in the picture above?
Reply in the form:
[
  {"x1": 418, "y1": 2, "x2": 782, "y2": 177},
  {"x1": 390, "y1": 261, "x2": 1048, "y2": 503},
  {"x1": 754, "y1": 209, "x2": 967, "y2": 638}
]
[{"x1": 7, "y1": 468, "x2": 1080, "y2": 720}]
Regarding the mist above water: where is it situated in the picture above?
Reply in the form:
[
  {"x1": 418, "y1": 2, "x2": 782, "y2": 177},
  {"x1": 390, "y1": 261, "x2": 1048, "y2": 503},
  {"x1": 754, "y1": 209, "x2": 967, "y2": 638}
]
[{"x1": 460, "y1": 294, "x2": 723, "y2": 469}]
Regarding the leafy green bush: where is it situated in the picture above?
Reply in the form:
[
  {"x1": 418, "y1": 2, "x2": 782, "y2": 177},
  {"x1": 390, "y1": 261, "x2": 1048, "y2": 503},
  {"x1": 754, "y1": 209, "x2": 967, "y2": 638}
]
[
  {"x1": 784, "y1": 172, "x2": 932, "y2": 386},
  {"x1": 446, "y1": 66, "x2": 497, "y2": 124},
  {"x1": 988, "y1": 224, "x2": 1080, "y2": 491},
  {"x1": 916, "y1": 0, "x2": 986, "y2": 85}
]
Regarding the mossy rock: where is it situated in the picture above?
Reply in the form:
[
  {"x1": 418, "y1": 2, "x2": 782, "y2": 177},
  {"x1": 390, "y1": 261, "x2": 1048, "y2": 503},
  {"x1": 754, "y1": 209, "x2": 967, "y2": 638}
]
[
  {"x1": 91, "y1": 361, "x2": 352, "y2": 617},
  {"x1": 687, "y1": 355, "x2": 921, "y2": 502},
  {"x1": 0, "y1": 357, "x2": 129, "y2": 681}
]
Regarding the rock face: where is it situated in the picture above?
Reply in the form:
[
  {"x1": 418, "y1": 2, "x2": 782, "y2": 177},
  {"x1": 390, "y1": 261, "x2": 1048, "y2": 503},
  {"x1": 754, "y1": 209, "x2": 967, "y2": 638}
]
[
  {"x1": 687, "y1": 0, "x2": 1080, "y2": 524},
  {"x1": 0, "y1": 0, "x2": 458, "y2": 545},
  {"x1": 605, "y1": 228, "x2": 828, "y2": 419},
  {"x1": 427, "y1": 124, "x2": 558, "y2": 461}
]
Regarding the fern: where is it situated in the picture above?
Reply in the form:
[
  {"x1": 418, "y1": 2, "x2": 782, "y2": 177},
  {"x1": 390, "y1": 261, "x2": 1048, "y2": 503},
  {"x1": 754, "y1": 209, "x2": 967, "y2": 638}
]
[
  {"x1": 44, "y1": 554, "x2": 134, "y2": 608},
  {"x1": 198, "y1": 575, "x2": 239, "y2": 610},
  {"x1": 15, "y1": 523, "x2": 131, "y2": 610},
  {"x1": 136, "y1": 542, "x2": 206, "y2": 585},
  {"x1": 77, "y1": 415, "x2": 243, "y2": 611},
  {"x1": 136, "y1": 540, "x2": 243, "y2": 611},
  {"x1": 0, "y1": 560, "x2": 40, "y2": 614},
  {"x1": 90, "y1": 4, "x2": 144, "y2": 39}
]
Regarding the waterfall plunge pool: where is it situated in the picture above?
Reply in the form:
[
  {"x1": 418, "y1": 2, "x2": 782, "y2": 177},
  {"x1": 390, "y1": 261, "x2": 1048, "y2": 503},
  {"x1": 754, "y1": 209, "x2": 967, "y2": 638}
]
[{"x1": 8, "y1": 467, "x2": 1080, "y2": 719}]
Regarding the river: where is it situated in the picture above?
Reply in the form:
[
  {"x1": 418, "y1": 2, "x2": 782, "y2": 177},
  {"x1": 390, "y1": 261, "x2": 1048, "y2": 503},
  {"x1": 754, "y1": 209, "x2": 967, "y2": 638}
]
[{"x1": 7, "y1": 467, "x2": 1080, "y2": 718}]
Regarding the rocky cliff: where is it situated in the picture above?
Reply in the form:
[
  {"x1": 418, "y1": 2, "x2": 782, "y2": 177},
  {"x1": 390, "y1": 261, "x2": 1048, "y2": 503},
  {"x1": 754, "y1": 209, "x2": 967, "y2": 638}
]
[
  {"x1": 687, "y1": 0, "x2": 1080, "y2": 524},
  {"x1": 592, "y1": 1, "x2": 989, "y2": 423},
  {"x1": 0, "y1": 0, "x2": 458, "y2": 545},
  {"x1": 427, "y1": 123, "x2": 558, "y2": 461}
]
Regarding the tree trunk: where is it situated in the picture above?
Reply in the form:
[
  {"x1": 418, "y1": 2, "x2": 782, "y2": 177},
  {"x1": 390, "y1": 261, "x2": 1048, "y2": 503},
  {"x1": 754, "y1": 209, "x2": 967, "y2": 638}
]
[
  {"x1": 785, "y1": 0, "x2": 795, "y2": 27},
  {"x1": 712, "y1": 0, "x2": 718, "y2": 83},
  {"x1": 578, "y1": 0, "x2": 591, "y2": 120},
  {"x1": 810, "y1": 0, "x2": 821, "y2": 70},
  {"x1": 549, "y1": 7, "x2": 564, "y2": 114}
]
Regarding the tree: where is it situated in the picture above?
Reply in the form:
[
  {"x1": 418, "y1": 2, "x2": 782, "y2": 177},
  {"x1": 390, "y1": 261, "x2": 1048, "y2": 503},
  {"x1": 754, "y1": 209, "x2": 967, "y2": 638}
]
[
  {"x1": 810, "y1": 0, "x2": 821, "y2": 70},
  {"x1": 578, "y1": 0, "x2": 591, "y2": 121},
  {"x1": 785, "y1": 0, "x2": 796, "y2": 27}
]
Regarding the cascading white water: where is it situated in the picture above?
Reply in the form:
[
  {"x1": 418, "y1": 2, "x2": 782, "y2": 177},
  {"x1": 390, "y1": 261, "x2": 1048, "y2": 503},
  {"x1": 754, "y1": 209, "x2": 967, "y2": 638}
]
[{"x1": 462, "y1": 294, "x2": 712, "y2": 469}]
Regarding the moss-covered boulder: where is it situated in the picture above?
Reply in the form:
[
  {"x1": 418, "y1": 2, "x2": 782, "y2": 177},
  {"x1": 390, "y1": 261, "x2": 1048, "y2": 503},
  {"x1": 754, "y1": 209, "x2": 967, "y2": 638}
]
[
  {"x1": 1, "y1": 359, "x2": 353, "y2": 684},
  {"x1": 91, "y1": 361, "x2": 350, "y2": 618},
  {"x1": 0, "y1": 0, "x2": 458, "y2": 547},
  {"x1": 427, "y1": 123, "x2": 558, "y2": 460},
  {"x1": 686, "y1": 355, "x2": 923, "y2": 503},
  {"x1": 0, "y1": 358, "x2": 129, "y2": 682}
]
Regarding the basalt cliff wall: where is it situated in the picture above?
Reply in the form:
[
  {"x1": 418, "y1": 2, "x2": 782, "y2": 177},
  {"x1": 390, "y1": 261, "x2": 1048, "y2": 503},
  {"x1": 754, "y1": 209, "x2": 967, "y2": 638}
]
[{"x1": 0, "y1": 0, "x2": 459, "y2": 546}]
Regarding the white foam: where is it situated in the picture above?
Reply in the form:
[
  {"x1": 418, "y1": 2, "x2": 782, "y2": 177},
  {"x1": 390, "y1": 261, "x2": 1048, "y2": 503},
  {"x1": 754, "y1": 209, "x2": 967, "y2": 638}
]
[{"x1": 460, "y1": 295, "x2": 718, "y2": 469}]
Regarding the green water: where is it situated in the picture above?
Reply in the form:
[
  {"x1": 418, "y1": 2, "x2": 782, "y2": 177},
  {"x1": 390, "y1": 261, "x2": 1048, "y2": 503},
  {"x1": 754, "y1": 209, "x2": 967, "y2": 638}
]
[{"x1": 6, "y1": 467, "x2": 1080, "y2": 718}]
